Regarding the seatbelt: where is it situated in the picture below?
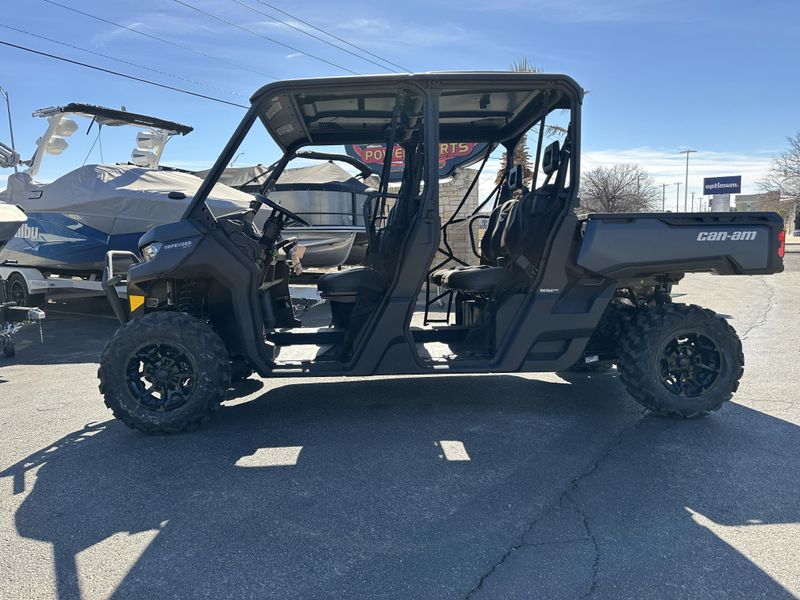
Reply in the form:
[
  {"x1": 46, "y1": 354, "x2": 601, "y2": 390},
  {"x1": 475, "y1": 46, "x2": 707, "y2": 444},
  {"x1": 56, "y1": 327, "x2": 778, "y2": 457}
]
[
  {"x1": 514, "y1": 130, "x2": 571, "y2": 278},
  {"x1": 514, "y1": 254, "x2": 537, "y2": 277}
]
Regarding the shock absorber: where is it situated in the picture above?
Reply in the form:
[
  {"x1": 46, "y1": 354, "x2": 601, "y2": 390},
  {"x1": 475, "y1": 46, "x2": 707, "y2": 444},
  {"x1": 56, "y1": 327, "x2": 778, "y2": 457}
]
[{"x1": 175, "y1": 280, "x2": 203, "y2": 317}]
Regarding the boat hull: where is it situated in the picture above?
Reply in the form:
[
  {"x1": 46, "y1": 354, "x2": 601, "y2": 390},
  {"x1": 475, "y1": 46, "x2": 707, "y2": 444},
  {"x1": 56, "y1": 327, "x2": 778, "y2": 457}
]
[{"x1": 0, "y1": 212, "x2": 138, "y2": 274}]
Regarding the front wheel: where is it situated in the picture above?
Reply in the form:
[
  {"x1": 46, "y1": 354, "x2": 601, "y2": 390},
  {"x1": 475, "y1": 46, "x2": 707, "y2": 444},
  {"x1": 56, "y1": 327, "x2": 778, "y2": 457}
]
[
  {"x1": 618, "y1": 304, "x2": 743, "y2": 418},
  {"x1": 98, "y1": 312, "x2": 231, "y2": 434}
]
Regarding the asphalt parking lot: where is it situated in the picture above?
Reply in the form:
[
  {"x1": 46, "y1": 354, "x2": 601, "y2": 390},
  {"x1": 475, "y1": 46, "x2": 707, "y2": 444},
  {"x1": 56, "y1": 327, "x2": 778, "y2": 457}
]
[{"x1": 1, "y1": 244, "x2": 799, "y2": 600}]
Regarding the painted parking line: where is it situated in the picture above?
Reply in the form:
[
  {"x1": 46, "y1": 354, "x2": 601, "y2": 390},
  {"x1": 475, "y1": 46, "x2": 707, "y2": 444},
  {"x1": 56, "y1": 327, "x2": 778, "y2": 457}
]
[
  {"x1": 438, "y1": 440, "x2": 471, "y2": 461},
  {"x1": 235, "y1": 446, "x2": 303, "y2": 467}
]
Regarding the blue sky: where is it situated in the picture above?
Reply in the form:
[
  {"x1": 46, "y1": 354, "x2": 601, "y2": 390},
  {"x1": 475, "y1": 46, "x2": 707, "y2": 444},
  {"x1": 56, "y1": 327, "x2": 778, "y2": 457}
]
[{"x1": 1, "y1": 0, "x2": 798, "y2": 202}]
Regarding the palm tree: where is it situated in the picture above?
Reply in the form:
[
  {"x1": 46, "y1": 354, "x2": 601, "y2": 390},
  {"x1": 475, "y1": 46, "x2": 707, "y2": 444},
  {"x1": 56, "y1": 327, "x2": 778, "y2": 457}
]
[{"x1": 495, "y1": 58, "x2": 566, "y2": 187}]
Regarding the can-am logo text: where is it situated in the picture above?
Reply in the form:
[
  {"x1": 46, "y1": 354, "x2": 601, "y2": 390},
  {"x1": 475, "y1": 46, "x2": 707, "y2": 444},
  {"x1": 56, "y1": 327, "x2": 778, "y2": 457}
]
[{"x1": 696, "y1": 231, "x2": 757, "y2": 241}]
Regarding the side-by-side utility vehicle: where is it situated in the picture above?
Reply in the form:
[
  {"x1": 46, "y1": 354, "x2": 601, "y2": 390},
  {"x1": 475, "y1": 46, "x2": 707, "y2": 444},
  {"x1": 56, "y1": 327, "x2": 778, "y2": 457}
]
[{"x1": 98, "y1": 73, "x2": 785, "y2": 433}]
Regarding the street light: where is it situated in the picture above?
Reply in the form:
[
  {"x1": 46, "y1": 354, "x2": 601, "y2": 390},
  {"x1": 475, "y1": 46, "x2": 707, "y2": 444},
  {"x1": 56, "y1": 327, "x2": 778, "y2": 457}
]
[
  {"x1": 675, "y1": 182, "x2": 681, "y2": 212},
  {"x1": 679, "y1": 149, "x2": 697, "y2": 212}
]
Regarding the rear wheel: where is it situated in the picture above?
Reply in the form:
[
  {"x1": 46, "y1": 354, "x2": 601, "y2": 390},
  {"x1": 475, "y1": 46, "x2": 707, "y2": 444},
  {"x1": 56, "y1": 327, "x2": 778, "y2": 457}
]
[
  {"x1": 98, "y1": 311, "x2": 231, "y2": 434},
  {"x1": 618, "y1": 304, "x2": 743, "y2": 418},
  {"x1": 7, "y1": 273, "x2": 45, "y2": 308}
]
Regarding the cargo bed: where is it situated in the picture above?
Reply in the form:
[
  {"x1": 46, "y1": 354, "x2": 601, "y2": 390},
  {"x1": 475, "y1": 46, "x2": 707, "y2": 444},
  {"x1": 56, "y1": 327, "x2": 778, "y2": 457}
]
[{"x1": 577, "y1": 212, "x2": 784, "y2": 278}]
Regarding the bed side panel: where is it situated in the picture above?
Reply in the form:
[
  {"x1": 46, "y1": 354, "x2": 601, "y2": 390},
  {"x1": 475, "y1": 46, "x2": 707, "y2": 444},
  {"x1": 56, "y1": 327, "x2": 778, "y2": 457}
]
[{"x1": 576, "y1": 212, "x2": 783, "y2": 278}]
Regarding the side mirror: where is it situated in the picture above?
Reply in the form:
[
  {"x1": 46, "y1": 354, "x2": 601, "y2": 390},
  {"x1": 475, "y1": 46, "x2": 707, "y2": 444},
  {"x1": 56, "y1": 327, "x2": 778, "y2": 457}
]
[{"x1": 542, "y1": 141, "x2": 560, "y2": 176}]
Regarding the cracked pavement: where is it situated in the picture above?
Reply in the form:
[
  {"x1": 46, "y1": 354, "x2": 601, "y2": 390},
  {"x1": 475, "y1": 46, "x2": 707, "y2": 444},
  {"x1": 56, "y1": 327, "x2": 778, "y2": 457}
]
[{"x1": 1, "y1": 247, "x2": 798, "y2": 599}]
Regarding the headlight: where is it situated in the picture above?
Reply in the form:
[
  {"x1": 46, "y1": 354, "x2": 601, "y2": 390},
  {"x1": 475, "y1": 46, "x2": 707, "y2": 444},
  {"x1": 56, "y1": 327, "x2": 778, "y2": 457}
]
[{"x1": 140, "y1": 242, "x2": 162, "y2": 262}]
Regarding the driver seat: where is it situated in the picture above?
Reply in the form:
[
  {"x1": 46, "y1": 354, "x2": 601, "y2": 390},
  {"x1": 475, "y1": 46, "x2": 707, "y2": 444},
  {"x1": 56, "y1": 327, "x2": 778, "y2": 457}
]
[
  {"x1": 317, "y1": 266, "x2": 385, "y2": 329},
  {"x1": 317, "y1": 145, "x2": 424, "y2": 328}
]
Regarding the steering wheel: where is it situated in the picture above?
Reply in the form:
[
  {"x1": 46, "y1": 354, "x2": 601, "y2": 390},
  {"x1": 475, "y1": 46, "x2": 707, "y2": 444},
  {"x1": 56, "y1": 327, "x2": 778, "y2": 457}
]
[{"x1": 254, "y1": 192, "x2": 311, "y2": 227}]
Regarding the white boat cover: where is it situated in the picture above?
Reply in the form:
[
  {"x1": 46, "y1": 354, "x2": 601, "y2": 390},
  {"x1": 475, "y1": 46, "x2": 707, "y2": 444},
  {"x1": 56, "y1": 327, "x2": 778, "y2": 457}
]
[
  {"x1": 197, "y1": 164, "x2": 270, "y2": 189},
  {"x1": 276, "y1": 163, "x2": 369, "y2": 191},
  {"x1": 0, "y1": 202, "x2": 26, "y2": 246},
  {"x1": 0, "y1": 164, "x2": 254, "y2": 236},
  {"x1": 195, "y1": 162, "x2": 369, "y2": 192}
]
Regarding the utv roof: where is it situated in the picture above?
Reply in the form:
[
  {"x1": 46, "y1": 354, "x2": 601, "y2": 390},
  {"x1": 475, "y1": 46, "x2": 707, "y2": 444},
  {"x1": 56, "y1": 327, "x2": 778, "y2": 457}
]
[
  {"x1": 249, "y1": 71, "x2": 582, "y2": 149},
  {"x1": 32, "y1": 103, "x2": 193, "y2": 135}
]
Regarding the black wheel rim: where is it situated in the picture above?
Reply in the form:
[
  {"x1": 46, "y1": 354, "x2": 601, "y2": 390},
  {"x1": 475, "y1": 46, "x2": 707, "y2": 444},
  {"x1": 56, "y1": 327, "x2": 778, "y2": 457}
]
[
  {"x1": 657, "y1": 331, "x2": 722, "y2": 397},
  {"x1": 9, "y1": 280, "x2": 25, "y2": 305},
  {"x1": 126, "y1": 342, "x2": 198, "y2": 412}
]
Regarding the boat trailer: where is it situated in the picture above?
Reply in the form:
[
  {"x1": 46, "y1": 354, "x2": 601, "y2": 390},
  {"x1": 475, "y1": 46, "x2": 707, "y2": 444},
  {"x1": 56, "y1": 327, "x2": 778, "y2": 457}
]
[{"x1": 0, "y1": 281, "x2": 45, "y2": 358}]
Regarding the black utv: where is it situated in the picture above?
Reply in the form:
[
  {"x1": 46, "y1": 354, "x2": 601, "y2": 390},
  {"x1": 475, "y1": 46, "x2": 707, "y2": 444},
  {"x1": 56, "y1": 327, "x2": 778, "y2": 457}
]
[{"x1": 98, "y1": 72, "x2": 785, "y2": 434}]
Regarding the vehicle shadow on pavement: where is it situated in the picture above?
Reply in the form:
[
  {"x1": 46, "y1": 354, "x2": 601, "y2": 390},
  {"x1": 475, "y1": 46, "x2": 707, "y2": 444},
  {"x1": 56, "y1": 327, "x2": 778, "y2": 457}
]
[{"x1": 1, "y1": 374, "x2": 798, "y2": 599}]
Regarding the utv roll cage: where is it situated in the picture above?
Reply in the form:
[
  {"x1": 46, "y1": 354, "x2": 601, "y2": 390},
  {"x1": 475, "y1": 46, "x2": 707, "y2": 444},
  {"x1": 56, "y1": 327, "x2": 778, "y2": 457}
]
[{"x1": 176, "y1": 73, "x2": 584, "y2": 375}]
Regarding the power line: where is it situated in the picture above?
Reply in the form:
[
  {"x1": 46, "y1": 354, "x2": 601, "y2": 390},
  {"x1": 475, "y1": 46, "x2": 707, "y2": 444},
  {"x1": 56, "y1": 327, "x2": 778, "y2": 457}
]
[
  {"x1": 171, "y1": 0, "x2": 359, "y2": 75},
  {"x1": 39, "y1": 0, "x2": 277, "y2": 80},
  {"x1": 227, "y1": 0, "x2": 399, "y2": 73},
  {"x1": 0, "y1": 39, "x2": 249, "y2": 109},
  {"x1": 250, "y1": 0, "x2": 409, "y2": 72},
  {"x1": 0, "y1": 23, "x2": 247, "y2": 100}
]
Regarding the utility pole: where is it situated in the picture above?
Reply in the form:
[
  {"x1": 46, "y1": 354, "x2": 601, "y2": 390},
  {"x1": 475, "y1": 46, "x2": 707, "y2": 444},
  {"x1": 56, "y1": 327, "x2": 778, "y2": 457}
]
[
  {"x1": 0, "y1": 85, "x2": 18, "y2": 173},
  {"x1": 675, "y1": 182, "x2": 681, "y2": 212},
  {"x1": 662, "y1": 183, "x2": 666, "y2": 211},
  {"x1": 679, "y1": 149, "x2": 697, "y2": 212},
  {"x1": 691, "y1": 191, "x2": 695, "y2": 212}
]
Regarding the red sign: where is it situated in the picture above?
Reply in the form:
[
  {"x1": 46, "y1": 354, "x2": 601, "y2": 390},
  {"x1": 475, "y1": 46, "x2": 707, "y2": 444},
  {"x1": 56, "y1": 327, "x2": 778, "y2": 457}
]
[{"x1": 345, "y1": 142, "x2": 489, "y2": 182}]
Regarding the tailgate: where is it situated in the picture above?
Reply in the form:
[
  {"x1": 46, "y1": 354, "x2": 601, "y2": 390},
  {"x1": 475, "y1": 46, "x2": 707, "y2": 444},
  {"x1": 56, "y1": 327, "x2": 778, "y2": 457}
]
[{"x1": 576, "y1": 212, "x2": 784, "y2": 278}]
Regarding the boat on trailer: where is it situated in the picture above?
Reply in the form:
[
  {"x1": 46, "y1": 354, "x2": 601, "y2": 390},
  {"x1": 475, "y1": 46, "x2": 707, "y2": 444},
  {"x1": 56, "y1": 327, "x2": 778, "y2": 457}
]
[
  {"x1": 0, "y1": 103, "x2": 256, "y2": 278},
  {"x1": 0, "y1": 103, "x2": 373, "y2": 284}
]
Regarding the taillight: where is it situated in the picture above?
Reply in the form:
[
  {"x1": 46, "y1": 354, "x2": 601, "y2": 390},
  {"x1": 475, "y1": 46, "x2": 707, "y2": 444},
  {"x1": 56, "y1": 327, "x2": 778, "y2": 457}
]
[{"x1": 778, "y1": 230, "x2": 785, "y2": 258}]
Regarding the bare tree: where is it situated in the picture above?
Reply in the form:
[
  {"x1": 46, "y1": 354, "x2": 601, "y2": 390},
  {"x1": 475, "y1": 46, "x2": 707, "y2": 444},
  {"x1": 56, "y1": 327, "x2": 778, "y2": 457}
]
[
  {"x1": 580, "y1": 164, "x2": 659, "y2": 213},
  {"x1": 761, "y1": 131, "x2": 800, "y2": 204}
]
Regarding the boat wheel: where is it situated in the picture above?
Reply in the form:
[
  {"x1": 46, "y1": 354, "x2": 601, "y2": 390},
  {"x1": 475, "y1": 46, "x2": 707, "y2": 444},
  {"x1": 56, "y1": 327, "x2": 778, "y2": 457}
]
[{"x1": 8, "y1": 278, "x2": 26, "y2": 305}]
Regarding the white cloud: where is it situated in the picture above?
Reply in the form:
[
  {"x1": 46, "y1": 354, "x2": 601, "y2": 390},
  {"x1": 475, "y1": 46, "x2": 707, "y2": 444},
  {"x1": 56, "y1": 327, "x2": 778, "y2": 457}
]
[
  {"x1": 91, "y1": 13, "x2": 217, "y2": 46},
  {"x1": 458, "y1": 0, "x2": 674, "y2": 23},
  {"x1": 462, "y1": 147, "x2": 773, "y2": 211},
  {"x1": 582, "y1": 147, "x2": 772, "y2": 195},
  {"x1": 333, "y1": 18, "x2": 471, "y2": 49}
]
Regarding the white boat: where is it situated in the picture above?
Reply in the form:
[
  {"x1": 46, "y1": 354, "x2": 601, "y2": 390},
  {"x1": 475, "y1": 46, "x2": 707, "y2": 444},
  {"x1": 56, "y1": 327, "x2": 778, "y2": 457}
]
[{"x1": 0, "y1": 103, "x2": 254, "y2": 275}]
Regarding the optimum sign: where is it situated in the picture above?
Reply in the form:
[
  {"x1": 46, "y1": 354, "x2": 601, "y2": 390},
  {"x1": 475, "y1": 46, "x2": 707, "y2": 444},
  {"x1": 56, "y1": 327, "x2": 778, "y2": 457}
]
[{"x1": 703, "y1": 176, "x2": 742, "y2": 195}]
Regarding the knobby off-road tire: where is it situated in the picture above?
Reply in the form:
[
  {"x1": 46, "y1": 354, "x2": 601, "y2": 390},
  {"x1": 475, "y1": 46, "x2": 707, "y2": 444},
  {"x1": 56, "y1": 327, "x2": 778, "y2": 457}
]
[
  {"x1": 98, "y1": 311, "x2": 231, "y2": 434},
  {"x1": 618, "y1": 303, "x2": 744, "y2": 418}
]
